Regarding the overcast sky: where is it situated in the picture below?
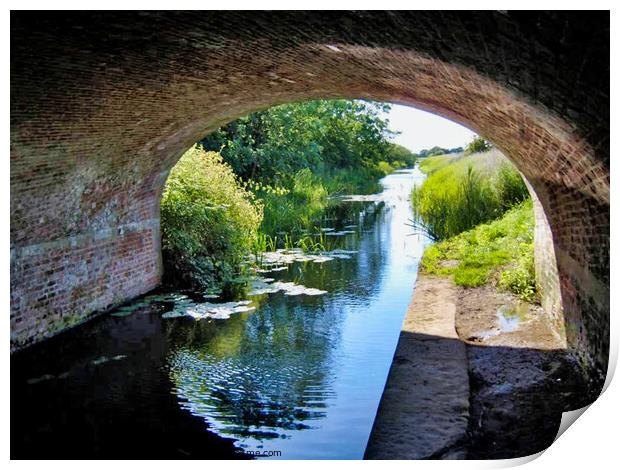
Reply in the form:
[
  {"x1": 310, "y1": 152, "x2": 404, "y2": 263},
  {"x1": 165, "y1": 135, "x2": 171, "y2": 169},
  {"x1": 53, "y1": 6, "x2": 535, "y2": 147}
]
[{"x1": 386, "y1": 104, "x2": 476, "y2": 153}]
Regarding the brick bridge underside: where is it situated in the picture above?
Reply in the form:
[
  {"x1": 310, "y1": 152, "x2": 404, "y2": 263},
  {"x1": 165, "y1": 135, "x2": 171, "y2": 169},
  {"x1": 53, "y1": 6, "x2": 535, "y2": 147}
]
[{"x1": 10, "y1": 12, "x2": 609, "y2": 395}]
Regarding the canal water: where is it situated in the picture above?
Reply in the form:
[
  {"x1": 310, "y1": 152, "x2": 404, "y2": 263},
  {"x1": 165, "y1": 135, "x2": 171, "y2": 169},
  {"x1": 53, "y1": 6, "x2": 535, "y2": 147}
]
[{"x1": 11, "y1": 167, "x2": 430, "y2": 459}]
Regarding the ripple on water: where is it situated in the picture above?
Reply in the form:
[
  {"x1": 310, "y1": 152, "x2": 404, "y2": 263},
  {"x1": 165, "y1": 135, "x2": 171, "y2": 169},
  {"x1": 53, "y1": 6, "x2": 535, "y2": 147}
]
[{"x1": 169, "y1": 350, "x2": 335, "y2": 441}]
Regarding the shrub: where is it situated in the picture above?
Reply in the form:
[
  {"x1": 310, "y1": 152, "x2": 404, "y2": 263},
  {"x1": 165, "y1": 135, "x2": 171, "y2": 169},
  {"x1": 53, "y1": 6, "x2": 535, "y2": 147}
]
[
  {"x1": 160, "y1": 146, "x2": 263, "y2": 291},
  {"x1": 376, "y1": 160, "x2": 396, "y2": 175}
]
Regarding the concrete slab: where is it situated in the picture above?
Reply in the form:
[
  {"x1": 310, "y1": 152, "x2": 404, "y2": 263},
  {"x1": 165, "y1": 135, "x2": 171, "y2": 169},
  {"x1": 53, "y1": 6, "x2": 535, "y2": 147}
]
[{"x1": 364, "y1": 275, "x2": 470, "y2": 459}]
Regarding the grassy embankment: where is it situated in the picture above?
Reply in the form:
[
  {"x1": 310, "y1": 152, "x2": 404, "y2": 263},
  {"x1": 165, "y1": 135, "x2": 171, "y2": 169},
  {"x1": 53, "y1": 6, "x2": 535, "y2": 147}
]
[{"x1": 412, "y1": 149, "x2": 537, "y2": 302}]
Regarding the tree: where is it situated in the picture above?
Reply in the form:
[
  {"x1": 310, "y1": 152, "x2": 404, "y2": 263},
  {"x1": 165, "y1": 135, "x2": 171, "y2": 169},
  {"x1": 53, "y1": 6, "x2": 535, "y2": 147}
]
[
  {"x1": 386, "y1": 143, "x2": 417, "y2": 167},
  {"x1": 198, "y1": 100, "x2": 396, "y2": 184},
  {"x1": 464, "y1": 135, "x2": 492, "y2": 155}
]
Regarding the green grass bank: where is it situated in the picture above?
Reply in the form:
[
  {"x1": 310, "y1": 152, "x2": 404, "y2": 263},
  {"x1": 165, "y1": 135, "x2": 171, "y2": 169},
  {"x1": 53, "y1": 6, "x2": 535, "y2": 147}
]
[{"x1": 413, "y1": 149, "x2": 538, "y2": 302}]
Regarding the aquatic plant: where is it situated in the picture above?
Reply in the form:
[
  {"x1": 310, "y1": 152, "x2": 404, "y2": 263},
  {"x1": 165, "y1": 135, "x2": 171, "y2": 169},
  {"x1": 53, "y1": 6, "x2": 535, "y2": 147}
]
[{"x1": 296, "y1": 236, "x2": 325, "y2": 253}]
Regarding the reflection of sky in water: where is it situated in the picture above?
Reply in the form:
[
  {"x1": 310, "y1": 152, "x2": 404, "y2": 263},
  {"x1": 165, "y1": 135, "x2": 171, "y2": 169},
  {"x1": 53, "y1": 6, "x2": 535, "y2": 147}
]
[
  {"x1": 497, "y1": 303, "x2": 527, "y2": 333},
  {"x1": 167, "y1": 167, "x2": 431, "y2": 459}
]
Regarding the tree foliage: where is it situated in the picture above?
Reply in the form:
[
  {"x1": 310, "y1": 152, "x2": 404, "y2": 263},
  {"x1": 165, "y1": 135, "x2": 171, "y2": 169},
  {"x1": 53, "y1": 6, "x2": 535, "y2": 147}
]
[
  {"x1": 464, "y1": 135, "x2": 492, "y2": 155},
  {"x1": 386, "y1": 143, "x2": 417, "y2": 167},
  {"x1": 199, "y1": 100, "x2": 403, "y2": 184},
  {"x1": 162, "y1": 100, "x2": 418, "y2": 291},
  {"x1": 415, "y1": 146, "x2": 463, "y2": 158}
]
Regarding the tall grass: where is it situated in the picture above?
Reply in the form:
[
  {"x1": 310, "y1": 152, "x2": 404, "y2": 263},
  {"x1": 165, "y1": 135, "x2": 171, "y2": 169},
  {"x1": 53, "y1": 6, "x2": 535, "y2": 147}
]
[
  {"x1": 418, "y1": 153, "x2": 461, "y2": 174},
  {"x1": 321, "y1": 164, "x2": 391, "y2": 195},
  {"x1": 257, "y1": 161, "x2": 396, "y2": 242},
  {"x1": 411, "y1": 149, "x2": 529, "y2": 240},
  {"x1": 259, "y1": 168, "x2": 329, "y2": 236}
]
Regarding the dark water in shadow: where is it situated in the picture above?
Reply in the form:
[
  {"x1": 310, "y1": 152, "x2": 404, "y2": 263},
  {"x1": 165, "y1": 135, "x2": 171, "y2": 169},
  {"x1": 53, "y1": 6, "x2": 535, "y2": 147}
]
[{"x1": 11, "y1": 168, "x2": 429, "y2": 459}]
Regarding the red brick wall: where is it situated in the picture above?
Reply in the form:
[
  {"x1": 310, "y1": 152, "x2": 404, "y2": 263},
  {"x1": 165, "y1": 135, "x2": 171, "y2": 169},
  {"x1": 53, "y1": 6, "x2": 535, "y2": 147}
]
[
  {"x1": 524, "y1": 180, "x2": 564, "y2": 335},
  {"x1": 10, "y1": 12, "x2": 609, "y2": 394}
]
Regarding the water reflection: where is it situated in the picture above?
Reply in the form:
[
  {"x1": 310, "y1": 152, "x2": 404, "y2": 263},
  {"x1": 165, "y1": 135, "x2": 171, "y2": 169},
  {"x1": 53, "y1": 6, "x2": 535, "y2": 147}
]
[{"x1": 164, "y1": 167, "x2": 430, "y2": 458}]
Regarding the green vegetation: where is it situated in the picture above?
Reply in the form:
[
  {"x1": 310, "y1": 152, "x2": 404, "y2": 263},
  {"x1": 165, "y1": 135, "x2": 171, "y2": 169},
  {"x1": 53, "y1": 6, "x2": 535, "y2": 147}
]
[
  {"x1": 160, "y1": 147, "x2": 262, "y2": 292},
  {"x1": 411, "y1": 149, "x2": 529, "y2": 240},
  {"x1": 257, "y1": 165, "x2": 393, "y2": 238},
  {"x1": 200, "y1": 99, "x2": 415, "y2": 240},
  {"x1": 413, "y1": 138, "x2": 537, "y2": 302},
  {"x1": 387, "y1": 143, "x2": 419, "y2": 167},
  {"x1": 464, "y1": 135, "x2": 492, "y2": 155},
  {"x1": 199, "y1": 100, "x2": 414, "y2": 185},
  {"x1": 415, "y1": 145, "x2": 463, "y2": 158},
  {"x1": 161, "y1": 100, "x2": 415, "y2": 292},
  {"x1": 418, "y1": 153, "x2": 461, "y2": 174},
  {"x1": 421, "y1": 200, "x2": 537, "y2": 302}
]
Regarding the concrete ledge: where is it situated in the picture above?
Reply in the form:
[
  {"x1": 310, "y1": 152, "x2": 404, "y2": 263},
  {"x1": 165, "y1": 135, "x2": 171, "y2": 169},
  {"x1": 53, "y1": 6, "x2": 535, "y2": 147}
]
[{"x1": 364, "y1": 275, "x2": 470, "y2": 459}]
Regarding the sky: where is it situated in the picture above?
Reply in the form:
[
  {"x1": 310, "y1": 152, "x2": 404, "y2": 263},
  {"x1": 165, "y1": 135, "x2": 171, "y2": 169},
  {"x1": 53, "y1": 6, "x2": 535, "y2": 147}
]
[{"x1": 386, "y1": 104, "x2": 476, "y2": 153}]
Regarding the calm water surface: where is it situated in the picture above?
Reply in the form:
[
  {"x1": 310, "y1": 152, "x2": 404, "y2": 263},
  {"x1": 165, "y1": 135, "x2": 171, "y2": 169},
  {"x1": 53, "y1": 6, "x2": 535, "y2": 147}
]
[{"x1": 12, "y1": 167, "x2": 429, "y2": 459}]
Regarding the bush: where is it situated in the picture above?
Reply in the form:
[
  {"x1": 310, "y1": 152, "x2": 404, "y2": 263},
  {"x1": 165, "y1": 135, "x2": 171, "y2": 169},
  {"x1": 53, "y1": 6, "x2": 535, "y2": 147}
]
[{"x1": 160, "y1": 146, "x2": 263, "y2": 291}]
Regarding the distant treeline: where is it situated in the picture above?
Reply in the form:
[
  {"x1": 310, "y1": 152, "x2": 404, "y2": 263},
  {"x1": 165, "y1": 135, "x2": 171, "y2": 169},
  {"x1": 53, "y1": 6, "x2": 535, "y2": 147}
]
[
  {"x1": 415, "y1": 146, "x2": 463, "y2": 158},
  {"x1": 414, "y1": 135, "x2": 493, "y2": 159}
]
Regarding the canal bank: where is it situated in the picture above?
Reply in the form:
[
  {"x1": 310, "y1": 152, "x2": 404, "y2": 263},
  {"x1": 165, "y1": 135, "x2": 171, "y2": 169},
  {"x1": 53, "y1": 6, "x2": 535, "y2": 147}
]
[
  {"x1": 364, "y1": 274, "x2": 470, "y2": 459},
  {"x1": 365, "y1": 272, "x2": 591, "y2": 459}
]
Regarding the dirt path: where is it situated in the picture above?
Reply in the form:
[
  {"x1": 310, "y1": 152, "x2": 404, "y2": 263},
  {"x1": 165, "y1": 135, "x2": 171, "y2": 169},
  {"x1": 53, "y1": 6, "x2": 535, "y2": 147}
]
[
  {"x1": 365, "y1": 274, "x2": 589, "y2": 460},
  {"x1": 364, "y1": 275, "x2": 470, "y2": 459}
]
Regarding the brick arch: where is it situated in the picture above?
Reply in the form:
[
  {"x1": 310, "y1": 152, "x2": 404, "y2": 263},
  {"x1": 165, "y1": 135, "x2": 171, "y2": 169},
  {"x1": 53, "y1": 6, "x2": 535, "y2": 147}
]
[{"x1": 10, "y1": 12, "x2": 609, "y2": 393}]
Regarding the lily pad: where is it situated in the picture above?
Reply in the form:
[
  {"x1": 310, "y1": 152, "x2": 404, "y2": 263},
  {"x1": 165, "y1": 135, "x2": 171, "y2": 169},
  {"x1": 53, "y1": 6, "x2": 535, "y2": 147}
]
[
  {"x1": 163, "y1": 299, "x2": 256, "y2": 321},
  {"x1": 91, "y1": 354, "x2": 127, "y2": 366}
]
